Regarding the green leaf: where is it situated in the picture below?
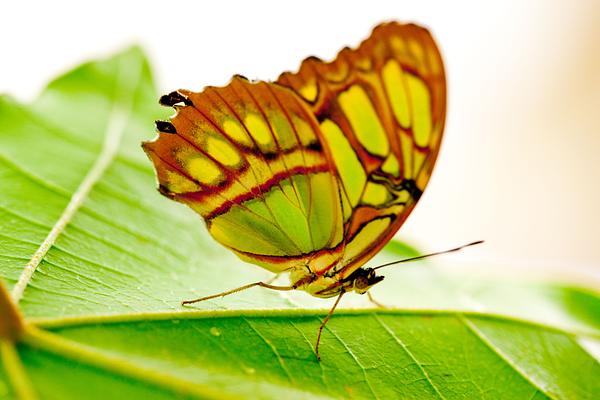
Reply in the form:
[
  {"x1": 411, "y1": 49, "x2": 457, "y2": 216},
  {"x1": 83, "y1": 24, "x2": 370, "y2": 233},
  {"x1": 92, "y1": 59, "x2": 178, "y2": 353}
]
[{"x1": 1, "y1": 47, "x2": 599, "y2": 399}]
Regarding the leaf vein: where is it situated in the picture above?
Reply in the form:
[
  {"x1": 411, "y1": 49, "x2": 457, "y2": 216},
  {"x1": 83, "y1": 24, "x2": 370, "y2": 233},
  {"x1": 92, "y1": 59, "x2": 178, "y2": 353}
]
[
  {"x1": 243, "y1": 317, "x2": 295, "y2": 384},
  {"x1": 460, "y1": 315, "x2": 556, "y2": 400},
  {"x1": 322, "y1": 316, "x2": 380, "y2": 400},
  {"x1": 374, "y1": 314, "x2": 446, "y2": 399}
]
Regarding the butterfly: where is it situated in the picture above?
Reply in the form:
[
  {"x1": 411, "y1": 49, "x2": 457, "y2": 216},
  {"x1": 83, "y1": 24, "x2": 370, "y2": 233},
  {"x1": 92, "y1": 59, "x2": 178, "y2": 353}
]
[{"x1": 143, "y1": 21, "x2": 448, "y2": 359}]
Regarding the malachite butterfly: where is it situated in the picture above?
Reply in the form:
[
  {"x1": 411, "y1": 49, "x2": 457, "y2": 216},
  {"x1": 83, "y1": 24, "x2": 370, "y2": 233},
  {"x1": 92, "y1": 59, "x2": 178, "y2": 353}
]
[{"x1": 143, "y1": 21, "x2": 447, "y2": 359}]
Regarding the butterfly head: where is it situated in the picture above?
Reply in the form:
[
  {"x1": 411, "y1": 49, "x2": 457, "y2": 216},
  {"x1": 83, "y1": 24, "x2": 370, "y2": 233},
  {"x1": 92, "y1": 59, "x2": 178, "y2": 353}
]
[{"x1": 346, "y1": 267, "x2": 384, "y2": 295}]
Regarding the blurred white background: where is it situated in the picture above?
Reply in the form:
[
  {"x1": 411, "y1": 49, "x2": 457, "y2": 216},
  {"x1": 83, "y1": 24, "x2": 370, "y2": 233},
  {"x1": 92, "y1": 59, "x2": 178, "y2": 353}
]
[{"x1": 2, "y1": 1, "x2": 599, "y2": 286}]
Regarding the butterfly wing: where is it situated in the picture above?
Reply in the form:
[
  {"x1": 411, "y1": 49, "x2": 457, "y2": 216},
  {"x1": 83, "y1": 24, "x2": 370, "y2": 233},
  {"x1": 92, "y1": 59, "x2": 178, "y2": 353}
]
[
  {"x1": 277, "y1": 22, "x2": 446, "y2": 279},
  {"x1": 142, "y1": 77, "x2": 346, "y2": 273},
  {"x1": 143, "y1": 22, "x2": 445, "y2": 279}
]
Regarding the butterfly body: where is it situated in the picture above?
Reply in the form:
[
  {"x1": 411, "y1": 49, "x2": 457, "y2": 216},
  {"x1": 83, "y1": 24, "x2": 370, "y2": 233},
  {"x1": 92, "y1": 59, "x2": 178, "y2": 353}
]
[{"x1": 287, "y1": 263, "x2": 384, "y2": 298}]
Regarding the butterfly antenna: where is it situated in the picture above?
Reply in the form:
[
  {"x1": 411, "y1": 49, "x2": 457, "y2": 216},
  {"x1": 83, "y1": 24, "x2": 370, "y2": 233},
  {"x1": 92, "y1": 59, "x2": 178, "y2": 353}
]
[{"x1": 373, "y1": 240, "x2": 484, "y2": 271}]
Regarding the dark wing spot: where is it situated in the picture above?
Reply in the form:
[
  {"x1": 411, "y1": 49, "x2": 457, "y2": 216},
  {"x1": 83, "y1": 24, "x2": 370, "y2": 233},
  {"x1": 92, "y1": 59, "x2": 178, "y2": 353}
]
[
  {"x1": 234, "y1": 74, "x2": 250, "y2": 82},
  {"x1": 315, "y1": 110, "x2": 327, "y2": 123},
  {"x1": 158, "y1": 184, "x2": 176, "y2": 199},
  {"x1": 307, "y1": 141, "x2": 323, "y2": 152},
  {"x1": 401, "y1": 179, "x2": 423, "y2": 201},
  {"x1": 159, "y1": 91, "x2": 192, "y2": 107},
  {"x1": 155, "y1": 120, "x2": 177, "y2": 134},
  {"x1": 264, "y1": 151, "x2": 278, "y2": 160}
]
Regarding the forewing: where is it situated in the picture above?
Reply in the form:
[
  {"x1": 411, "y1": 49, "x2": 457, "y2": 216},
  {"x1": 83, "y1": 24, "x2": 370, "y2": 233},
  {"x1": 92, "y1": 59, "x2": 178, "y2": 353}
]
[{"x1": 277, "y1": 22, "x2": 446, "y2": 277}]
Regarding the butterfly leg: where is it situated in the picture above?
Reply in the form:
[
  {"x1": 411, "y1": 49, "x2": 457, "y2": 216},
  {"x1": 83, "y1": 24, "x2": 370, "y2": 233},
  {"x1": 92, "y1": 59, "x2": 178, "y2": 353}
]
[
  {"x1": 315, "y1": 290, "x2": 345, "y2": 361},
  {"x1": 367, "y1": 291, "x2": 388, "y2": 309},
  {"x1": 181, "y1": 282, "x2": 294, "y2": 305}
]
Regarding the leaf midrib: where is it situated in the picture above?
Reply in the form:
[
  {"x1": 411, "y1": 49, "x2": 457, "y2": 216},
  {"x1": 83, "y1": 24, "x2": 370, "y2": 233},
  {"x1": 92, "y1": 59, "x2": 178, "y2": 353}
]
[
  {"x1": 9, "y1": 55, "x2": 142, "y2": 304},
  {"x1": 25, "y1": 308, "x2": 600, "y2": 339}
]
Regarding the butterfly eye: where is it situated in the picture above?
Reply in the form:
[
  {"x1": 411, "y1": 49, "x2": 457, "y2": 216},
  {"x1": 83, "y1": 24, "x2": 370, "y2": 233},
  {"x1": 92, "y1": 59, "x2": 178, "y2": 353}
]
[{"x1": 354, "y1": 276, "x2": 370, "y2": 290}]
